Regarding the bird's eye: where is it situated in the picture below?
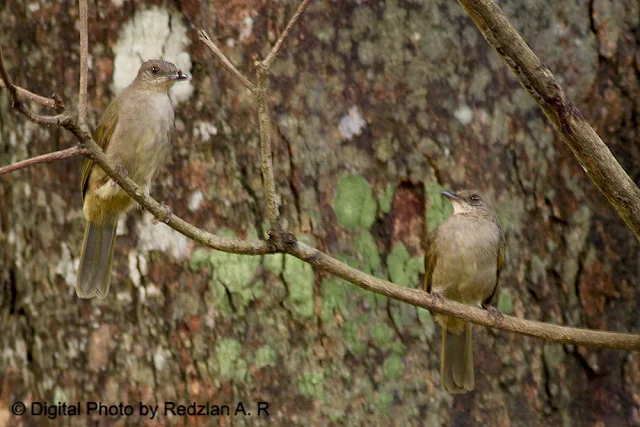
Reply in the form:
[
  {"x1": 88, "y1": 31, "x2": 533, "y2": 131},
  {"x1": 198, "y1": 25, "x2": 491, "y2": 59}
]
[
  {"x1": 151, "y1": 66, "x2": 159, "y2": 74},
  {"x1": 470, "y1": 194, "x2": 481, "y2": 202}
]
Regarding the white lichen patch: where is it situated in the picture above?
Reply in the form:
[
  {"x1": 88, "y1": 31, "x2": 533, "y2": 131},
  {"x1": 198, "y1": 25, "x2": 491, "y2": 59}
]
[
  {"x1": 112, "y1": 7, "x2": 193, "y2": 104},
  {"x1": 56, "y1": 242, "x2": 77, "y2": 288},
  {"x1": 188, "y1": 190, "x2": 204, "y2": 212},
  {"x1": 239, "y1": 13, "x2": 256, "y2": 42},
  {"x1": 127, "y1": 250, "x2": 141, "y2": 287},
  {"x1": 136, "y1": 212, "x2": 190, "y2": 260},
  {"x1": 193, "y1": 121, "x2": 218, "y2": 142},
  {"x1": 339, "y1": 106, "x2": 366, "y2": 140},
  {"x1": 454, "y1": 105, "x2": 474, "y2": 125}
]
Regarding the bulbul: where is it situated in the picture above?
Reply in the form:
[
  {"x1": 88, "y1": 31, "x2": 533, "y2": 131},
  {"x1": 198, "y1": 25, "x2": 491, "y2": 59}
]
[
  {"x1": 424, "y1": 190, "x2": 505, "y2": 394},
  {"x1": 76, "y1": 60, "x2": 189, "y2": 299}
]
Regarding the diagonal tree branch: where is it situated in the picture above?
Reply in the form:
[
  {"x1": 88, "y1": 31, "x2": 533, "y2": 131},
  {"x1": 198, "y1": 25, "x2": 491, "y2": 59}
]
[
  {"x1": 198, "y1": 30, "x2": 257, "y2": 93},
  {"x1": 262, "y1": 0, "x2": 312, "y2": 68},
  {"x1": 0, "y1": 146, "x2": 87, "y2": 177},
  {"x1": 456, "y1": 0, "x2": 640, "y2": 241},
  {"x1": 78, "y1": 0, "x2": 89, "y2": 124},
  {"x1": 289, "y1": 241, "x2": 640, "y2": 351},
  {"x1": 0, "y1": 79, "x2": 58, "y2": 109},
  {"x1": 0, "y1": 47, "x2": 71, "y2": 127}
]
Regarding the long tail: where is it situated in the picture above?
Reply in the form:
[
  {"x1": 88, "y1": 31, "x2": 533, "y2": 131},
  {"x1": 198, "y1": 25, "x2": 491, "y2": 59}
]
[
  {"x1": 76, "y1": 221, "x2": 117, "y2": 299},
  {"x1": 441, "y1": 322, "x2": 474, "y2": 394}
]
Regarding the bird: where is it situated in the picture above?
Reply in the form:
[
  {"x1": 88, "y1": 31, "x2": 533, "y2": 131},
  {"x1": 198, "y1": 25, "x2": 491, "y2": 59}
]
[
  {"x1": 76, "y1": 59, "x2": 189, "y2": 299},
  {"x1": 424, "y1": 189, "x2": 505, "y2": 393}
]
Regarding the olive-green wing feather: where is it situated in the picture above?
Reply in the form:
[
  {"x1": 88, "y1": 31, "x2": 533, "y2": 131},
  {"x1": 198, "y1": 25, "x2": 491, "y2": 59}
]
[
  {"x1": 424, "y1": 231, "x2": 438, "y2": 293},
  {"x1": 484, "y1": 232, "x2": 505, "y2": 305},
  {"x1": 81, "y1": 100, "x2": 119, "y2": 200}
]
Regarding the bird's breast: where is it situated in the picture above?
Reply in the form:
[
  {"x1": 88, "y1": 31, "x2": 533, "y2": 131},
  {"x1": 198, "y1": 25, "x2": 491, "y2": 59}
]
[{"x1": 107, "y1": 92, "x2": 175, "y2": 187}]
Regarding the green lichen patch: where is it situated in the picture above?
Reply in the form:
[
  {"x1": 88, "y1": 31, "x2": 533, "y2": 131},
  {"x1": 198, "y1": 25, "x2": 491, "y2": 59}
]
[
  {"x1": 343, "y1": 317, "x2": 368, "y2": 356},
  {"x1": 383, "y1": 354, "x2": 405, "y2": 380},
  {"x1": 425, "y1": 182, "x2": 453, "y2": 231},
  {"x1": 263, "y1": 253, "x2": 284, "y2": 275},
  {"x1": 379, "y1": 183, "x2": 395, "y2": 214},
  {"x1": 214, "y1": 338, "x2": 248, "y2": 381},
  {"x1": 189, "y1": 248, "x2": 211, "y2": 270},
  {"x1": 497, "y1": 289, "x2": 514, "y2": 315},
  {"x1": 377, "y1": 391, "x2": 393, "y2": 414},
  {"x1": 298, "y1": 370, "x2": 325, "y2": 399},
  {"x1": 209, "y1": 248, "x2": 262, "y2": 316},
  {"x1": 283, "y1": 255, "x2": 315, "y2": 318},
  {"x1": 371, "y1": 323, "x2": 394, "y2": 350},
  {"x1": 333, "y1": 174, "x2": 377, "y2": 231},
  {"x1": 320, "y1": 278, "x2": 348, "y2": 323},
  {"x1": 387, "y1": 243, "x2": 424, "y2": 288},
  {"x1": 192, "y1": 229, "x2": 262, "y2": 316},
  {"x1": 354, "y1": 230, "x2": 382, "y2": 274},
  {"x1": 254, "y1": 345, "x2": 277, "y2": 369}
]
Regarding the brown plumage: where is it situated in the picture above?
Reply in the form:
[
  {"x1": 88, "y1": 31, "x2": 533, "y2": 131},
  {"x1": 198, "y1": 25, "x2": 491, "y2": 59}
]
[
  {"x1": 76, "y1": 60, "x2": 188, "y2": 299},
  {"x1": 424, "y1": 189, "x2": 505, "y2": 393}
]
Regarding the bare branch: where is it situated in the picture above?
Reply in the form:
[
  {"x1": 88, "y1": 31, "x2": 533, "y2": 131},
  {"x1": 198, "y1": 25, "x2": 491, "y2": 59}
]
[
  {"x1": 254, "y1": 64, "x2": 281, "y2": 236},
  {"x1": 0, "y1": 79, "x2": 57, "y2": 109},
  {"x1": 0, "y1": 146, "x2": 87, "y2": 177},
  {"x1": 198, "y1": 30, "x2": 257, "y2": 93},
  {"x1": 262, "y1": 0, "x2": 312, "y2": 69},
  {"x1": 78, "y1": 0, "x2": 89, "y2": 124},
  {"x1": 288, "y1": 242, "x2": 640, "y2": 351},
  {"x1": 0, "y1": 46, "x2": 71, "y2": 126},
  {"x1": 457, "y1": 0, "x2": 640, "y2": 241}
]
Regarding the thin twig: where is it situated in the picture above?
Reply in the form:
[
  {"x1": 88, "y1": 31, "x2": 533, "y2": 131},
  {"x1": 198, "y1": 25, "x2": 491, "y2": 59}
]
[
  {"x1": 262, "y1": 0, "x2": 312, "y2": 68},
  {"x1": 78, "y1": 0, "x2": 89, "y2": 124},
  {"x1": 254, "y1": 64, "x2": 281, "y2": 235},
  {"x1": 0, "y1": 46, "x2": 71, "y2": 126},
  {"x1": 0, "y1": 80, "x2": 57, "y2": 109},
  {"x1": 198, "y1": 30, "x2": 257, "y2": 93},
  {"x1": 0, "y1": 146, "x2": 86, "y2": 177},
  {"x1": 250, "y1": 0, "x2": 314, "y2": 240},
  {"x1": 457, "y1": 0, "x2": 640, "y2": 241}
]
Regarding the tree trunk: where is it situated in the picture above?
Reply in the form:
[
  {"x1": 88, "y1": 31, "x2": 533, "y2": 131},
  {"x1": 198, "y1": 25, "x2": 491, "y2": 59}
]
[{"x1": 1, "y1": 0, "x2": 639, "y2": 425}]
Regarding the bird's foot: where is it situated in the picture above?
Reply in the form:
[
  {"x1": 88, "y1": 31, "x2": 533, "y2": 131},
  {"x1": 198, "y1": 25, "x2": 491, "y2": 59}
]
[
  {"x1": 111, "y1": 164, "x2": 129, "y2": 186},
  {"x1": 483, "y1": 303, "x2": 503, "y2": 323},
  {"x1": 430, "y1": 291, "x2": 445, "y2": 305},
  {"x1": 152, "y1": 201, "x2": 173, "y2": 225}
]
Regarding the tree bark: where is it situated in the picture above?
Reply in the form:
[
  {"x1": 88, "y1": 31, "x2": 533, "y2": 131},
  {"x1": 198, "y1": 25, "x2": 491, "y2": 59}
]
[{"x1": 1, "y1": 0, "x2": 639, "y2": 425}]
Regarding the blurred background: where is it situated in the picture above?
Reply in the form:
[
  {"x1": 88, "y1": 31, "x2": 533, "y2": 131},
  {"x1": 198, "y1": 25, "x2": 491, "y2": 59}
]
[{"x1": 1, "y1": 0, "x2": 639, "y2": 425}]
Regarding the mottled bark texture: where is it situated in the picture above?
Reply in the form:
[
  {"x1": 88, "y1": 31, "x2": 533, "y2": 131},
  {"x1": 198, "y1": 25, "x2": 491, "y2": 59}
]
[{"x1": 1, "y1": 0, "x2": 640, "y2": 425}]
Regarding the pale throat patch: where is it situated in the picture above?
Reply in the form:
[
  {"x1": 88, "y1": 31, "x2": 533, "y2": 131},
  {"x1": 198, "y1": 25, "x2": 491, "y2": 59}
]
[{"x1": 451, "y1": 201, "x2": 476, "y2": 215}]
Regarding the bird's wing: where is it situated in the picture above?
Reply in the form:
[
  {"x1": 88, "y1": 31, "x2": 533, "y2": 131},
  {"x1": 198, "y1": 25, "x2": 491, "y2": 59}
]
[
  {"x1": 81, "y1": 100, "x2": 119, "y2": 200},
  {"x1": 484, "y1": 231, "x2": 505, "y2": 305},
  {"x1": 424, "y1": 231, "x2": 438, "y2": 293}
]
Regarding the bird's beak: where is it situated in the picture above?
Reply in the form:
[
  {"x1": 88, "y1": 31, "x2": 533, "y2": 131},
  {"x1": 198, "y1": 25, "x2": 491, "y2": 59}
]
[
  {"x1": 440, "y1": 191, "x2": 463, "y2": 202},
  {"x1": 170, "y1": 70, "x2": 190, "y2": 81}
]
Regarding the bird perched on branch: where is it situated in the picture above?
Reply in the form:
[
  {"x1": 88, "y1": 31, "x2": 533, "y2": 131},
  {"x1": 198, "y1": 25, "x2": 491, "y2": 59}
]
[
  {"x1": 76, "y1": 60, "x2": 189, "y2": 299},
  {"x1": 424, "y1": 190, "x2": 505, "y2": 393}
]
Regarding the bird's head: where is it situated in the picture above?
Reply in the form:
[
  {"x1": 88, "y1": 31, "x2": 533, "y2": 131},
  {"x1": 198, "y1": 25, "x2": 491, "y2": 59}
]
[
  {"x1": 441, "y1": 189, "x2": 497, "y2": 220},
  {"x1": 133, "y1": 60, "x2": 189, "y2": 91}
]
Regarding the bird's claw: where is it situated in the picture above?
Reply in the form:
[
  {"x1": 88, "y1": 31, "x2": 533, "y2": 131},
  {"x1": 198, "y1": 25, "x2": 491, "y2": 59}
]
[
  {"x1": 111, "y1": 164, "x2": 129, "y2": 186},
  {"x1": 431, "y1": 291, "x2": 445, "y2": 305},
  {"x1": 484, "y1": 304, "x2": 503, "y2": 323},
  {"x1": 152, "y1": 201, "x2": 173, "y2": 225}
]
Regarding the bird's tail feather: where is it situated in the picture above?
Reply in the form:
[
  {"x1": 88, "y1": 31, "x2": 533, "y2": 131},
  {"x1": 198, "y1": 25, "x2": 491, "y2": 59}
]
[
  {"x1": 76, "y1": 221, "x2": 117, "y2": 299},
  {"x1": 441, "y1": 322, "x2": 474, "y2": 394}
]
